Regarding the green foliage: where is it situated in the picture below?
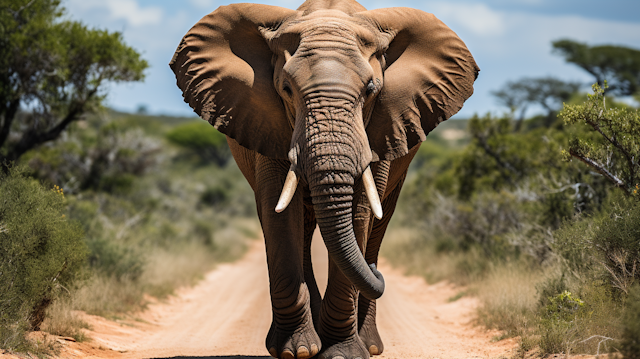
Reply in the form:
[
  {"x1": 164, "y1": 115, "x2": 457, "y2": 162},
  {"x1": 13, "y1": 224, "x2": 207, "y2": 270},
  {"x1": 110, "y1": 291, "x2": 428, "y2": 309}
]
[
  {"x1": 166, "y1": 121, "x2": 231, "y2": 166},
  {"x1": 492, "y1": 77, "x2": 581, "y2": 128},
  {"x1": 25, "y1": 117, "x2": 160, "y2": 194},
  {"x1": 553, "y1": 39, "x2": 640, "y2": 96},
  {"x1": 544, "y1": 291, "x2": 585, "y2": 322},
  {"x1": 621, "y1": 284, "x2": 640, "y2": 358},
  {"x1": 0, "y1": 0, "x2": 148, "y2": 165},
  {"x1": 561, "y1": 83, "x2": 640, "y2": 196},
  {"x1": 0, "y1": 167, "x2": 86, "y2": 351},
  {"x1": 591, "y1": 198, "x2": 640, "y2": 294},
  {"x1": 86, "y1": 238, "x2": 145, "y2": 282},
  {"x1": 200, "y1": 185, "x2": 229, "y2": 207},
  {"x1": 456, "y1": 113, "x2": 575, "y2": 201}
]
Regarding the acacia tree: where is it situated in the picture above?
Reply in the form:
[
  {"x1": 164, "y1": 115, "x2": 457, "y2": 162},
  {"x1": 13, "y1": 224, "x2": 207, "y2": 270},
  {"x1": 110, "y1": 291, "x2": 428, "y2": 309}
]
[
  {"x1": 553, "y1": 39, "x2": 640, "y2": 97},
  {"x1": 0, "y1": 0, "x2": 148, "y2": 168},
  {"x1": 492, "y1": 76, "x2": 580, "y2": 130},
  {"x1": 561, "y1": 83, "x2": 640, "y2": 196}
]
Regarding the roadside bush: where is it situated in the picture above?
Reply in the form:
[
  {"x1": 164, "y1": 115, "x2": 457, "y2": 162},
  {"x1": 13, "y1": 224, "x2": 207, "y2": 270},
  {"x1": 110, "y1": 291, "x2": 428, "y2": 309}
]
[
  {"x1": 621, "y1": 284, "x2": 640, "y2": 358},
  {"x1": 166, "y1": 121, "x2": 231, "y2": 166},
  {"x1": 592, "y1": 198, "x2": 640, "y2": 295},
  {"x1": 0, "y1": 167, "x2": 86, "y2": 351},
  {"x1": 555, "y1": 195, "x2": 640, "y2": 295},
  {"x1": 41, "y1": 298, "x2": 91, "y2": 342},
  {"x1": 86, "y1": 237, "x2": 145, "y2": 282},
  {"x1": 26, "y1": 120, "x2": 160, "y2": 195}
]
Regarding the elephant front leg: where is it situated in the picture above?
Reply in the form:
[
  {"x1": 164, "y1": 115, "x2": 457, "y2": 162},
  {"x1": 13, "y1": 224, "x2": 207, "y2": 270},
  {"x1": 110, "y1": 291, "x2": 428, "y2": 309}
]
[
  {"x1": 358, "y1": 168, "x2": 407, "y2": 356},
  {"x1": 318, "y1": 189, "x2": 372, "y2": 359},
  {"x1": 318, "y1": 260, "x2": 369, "y2": 359},
  {"x1": 255, "y1": 157, "x2": 321, "y2": 359},
  {"x1": 303, "y1": 204, "x2": 322, "y2": 328}
]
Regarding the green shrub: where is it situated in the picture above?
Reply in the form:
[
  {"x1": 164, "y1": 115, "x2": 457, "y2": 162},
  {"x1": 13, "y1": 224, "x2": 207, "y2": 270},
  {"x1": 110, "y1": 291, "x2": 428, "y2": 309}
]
[
  {"x1": 200, "y1": 185, "x2": 229, "y2": 207},
  {"x1": 556, "y1": 196, "x2": 640, "y2": 295},
  {"x1": 592, "y1": 199, "x2": 640, "y2": 295},
  {"x1": 561, "y1": 83, "x2": 640, "y2": 196},
  {"x1": 0, "y1": 167, "x2": 86, "y2": 351},
  {"x1": 86, "y1": 237, "x2": 145, "y2": 281},
  {"x1": 166, "y1": 121, "x2": 231, "y2": 166},
  {"x1": 621, "y1": 284, "x2": 640, "y2": 358}
]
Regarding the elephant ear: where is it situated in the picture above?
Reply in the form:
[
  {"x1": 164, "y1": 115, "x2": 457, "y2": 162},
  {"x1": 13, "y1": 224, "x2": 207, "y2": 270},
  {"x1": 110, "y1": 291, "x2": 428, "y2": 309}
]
[
  {"x1": 170, "y1": 4, "x2": 297, "y2": 159},
  {"x1": 357, "y1": 8, "x2": 479, "y2": 161}
]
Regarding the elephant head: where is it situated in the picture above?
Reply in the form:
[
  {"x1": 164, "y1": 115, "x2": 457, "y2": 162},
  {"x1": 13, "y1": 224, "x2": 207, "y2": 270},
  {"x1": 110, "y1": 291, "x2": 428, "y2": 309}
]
[{"x1": 170, "y1": 0, "x2": 478, "y2": 300}]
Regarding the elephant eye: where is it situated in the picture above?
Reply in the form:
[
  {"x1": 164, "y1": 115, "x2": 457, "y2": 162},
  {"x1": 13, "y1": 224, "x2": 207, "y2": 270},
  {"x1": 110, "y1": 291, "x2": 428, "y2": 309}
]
[
  {"x1": 282, "y1": 82, "x2": 293, "y2": 98},
  {"x1": 366, "y1": 80, "x2": 377, "y2": 97}
]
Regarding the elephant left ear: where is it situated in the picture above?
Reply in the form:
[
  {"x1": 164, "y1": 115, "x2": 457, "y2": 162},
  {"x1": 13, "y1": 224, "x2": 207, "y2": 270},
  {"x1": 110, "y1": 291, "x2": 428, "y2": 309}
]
[
  {"x1": 170, "y1": 4, "x2": 297, "y2": 160},
  {"x1": 357, "y1": 8, "x2": 479, "y2": 162}
]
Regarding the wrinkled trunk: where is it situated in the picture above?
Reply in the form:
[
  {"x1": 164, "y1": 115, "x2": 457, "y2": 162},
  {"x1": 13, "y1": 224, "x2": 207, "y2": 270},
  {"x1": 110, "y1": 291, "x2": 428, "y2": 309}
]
[
  {"x1": 299, "y1": 103, "x2": 384, "y2": 299},
  {"x1": 309, "y1": 169, "x2": 384, "y2": 299}
]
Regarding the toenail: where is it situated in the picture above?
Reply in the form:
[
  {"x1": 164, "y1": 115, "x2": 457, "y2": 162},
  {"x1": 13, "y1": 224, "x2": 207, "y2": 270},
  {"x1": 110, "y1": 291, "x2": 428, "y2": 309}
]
[
  {"x1": 268, "y1": 348, "x2": 278, "y2": 358},
  {"x1": 369, "y1": 344, "x2": 379, "y2": 355},
  {"x1": 297, "y1": 346, "x2": 310, "y2": 358},
  {"x1": 310, "y1": 343, "x2": 319, "y2": 355},
  {"x1": 281, "y1": 349, "x2": 295, "y2": 359}
]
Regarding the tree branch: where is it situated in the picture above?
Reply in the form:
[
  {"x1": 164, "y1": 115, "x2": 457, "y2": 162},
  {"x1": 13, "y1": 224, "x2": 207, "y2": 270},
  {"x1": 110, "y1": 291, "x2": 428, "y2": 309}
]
[
  {"x1": 6, "y1": 88, "x2": 97, "y2": 163},
  {"x1": 0, "y1": 98, "x2": 20, "y2": 149},
  {"x1": 569, "y1": 148, "x2": 626, "y2": 190},
  {"x1": 474, "y1": 134, "x2": 519, "y2": 176},
  {"x1": 585, "y1": 113, "x2": 636, "y2": 185}
]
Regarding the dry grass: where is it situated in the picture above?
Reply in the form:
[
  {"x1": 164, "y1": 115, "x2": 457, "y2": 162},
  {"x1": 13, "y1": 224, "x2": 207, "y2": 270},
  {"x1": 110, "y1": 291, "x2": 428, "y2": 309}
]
[
  {"x1": 381, "y1": 227, "x2": 488, "y2": 285},
  {"x1": 41, "y1": 300, "x2": 92, "y2": 342},
  {"x1": 476, "y1": 263, "x2": 540, "y2": 341}
]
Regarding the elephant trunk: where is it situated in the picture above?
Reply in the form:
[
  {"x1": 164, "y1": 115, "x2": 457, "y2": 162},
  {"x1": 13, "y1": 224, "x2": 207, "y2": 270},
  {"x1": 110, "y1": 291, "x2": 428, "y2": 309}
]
[
  {"x1": 305, "y1": 137, "x2": 384, "y2": 299},
  {"x1": 311, "y1": 174, "x2": 384, "y2": 299}
]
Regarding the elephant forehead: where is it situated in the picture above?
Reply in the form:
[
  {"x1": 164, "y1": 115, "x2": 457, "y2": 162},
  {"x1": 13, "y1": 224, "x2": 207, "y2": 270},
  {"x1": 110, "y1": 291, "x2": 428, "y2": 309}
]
[{"x1": 282, "y1": 16, "x2": 380, "y2": 53}]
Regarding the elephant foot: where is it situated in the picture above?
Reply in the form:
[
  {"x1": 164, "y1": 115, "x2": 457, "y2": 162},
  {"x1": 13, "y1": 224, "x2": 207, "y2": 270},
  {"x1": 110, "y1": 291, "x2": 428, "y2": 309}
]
[
  {"x1": 358, "y1": 318, "x2": 383, "y2": 356},
  {"x1": 319, "y1": 335, "x2": 369, "y2": 359},
  {"x1": 266, "y1": 316, "x2": 321, "y2": 359}
]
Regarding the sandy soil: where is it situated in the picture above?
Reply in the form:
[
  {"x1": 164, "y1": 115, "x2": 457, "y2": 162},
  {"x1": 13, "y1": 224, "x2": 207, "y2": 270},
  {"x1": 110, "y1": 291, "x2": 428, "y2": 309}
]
[{"x1": 2, "y1": 229, "x2": 519, "y2": 359}]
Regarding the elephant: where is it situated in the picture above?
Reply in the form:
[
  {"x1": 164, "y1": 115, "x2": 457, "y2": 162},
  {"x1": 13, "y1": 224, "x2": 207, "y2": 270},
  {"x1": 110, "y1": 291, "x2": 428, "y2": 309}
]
[{"x1": 170, "y1": 0, "x2": 478, "y2": 358}]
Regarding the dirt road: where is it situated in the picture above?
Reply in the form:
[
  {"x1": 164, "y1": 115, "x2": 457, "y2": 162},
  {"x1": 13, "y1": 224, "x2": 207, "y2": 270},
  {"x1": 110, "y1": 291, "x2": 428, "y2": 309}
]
[{"x1": 69, "y1": 229, "x2": 516, "y2": 359}]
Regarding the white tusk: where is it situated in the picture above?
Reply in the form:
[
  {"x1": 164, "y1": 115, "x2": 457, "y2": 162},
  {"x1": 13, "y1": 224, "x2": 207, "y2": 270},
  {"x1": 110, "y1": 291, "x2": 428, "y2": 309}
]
[
  {"x1": 363, "y1": 166, "x2": 383, "y2": 220},
  {"x1": 275, "y1": 166, "x2": 299, "y2": 213}
]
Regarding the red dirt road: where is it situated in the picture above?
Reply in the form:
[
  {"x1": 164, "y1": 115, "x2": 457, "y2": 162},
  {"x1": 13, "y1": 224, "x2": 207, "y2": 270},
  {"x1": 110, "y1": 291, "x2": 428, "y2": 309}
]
[{"x1": 31, "y1": 230, "x2": 517, "y2": 359}]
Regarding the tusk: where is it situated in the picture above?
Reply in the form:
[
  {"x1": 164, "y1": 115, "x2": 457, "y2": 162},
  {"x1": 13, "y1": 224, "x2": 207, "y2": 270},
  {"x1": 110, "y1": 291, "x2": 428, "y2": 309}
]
[
  {"x1": 275, "y1": 165, "x2": 298, "y2": 213},
  {"x1": 363, "y1": 166, "x2": 383, "y2": 220}
]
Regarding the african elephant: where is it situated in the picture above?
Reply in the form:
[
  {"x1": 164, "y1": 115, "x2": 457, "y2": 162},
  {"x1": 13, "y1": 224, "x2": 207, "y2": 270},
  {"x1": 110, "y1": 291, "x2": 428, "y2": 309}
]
[{"x1": 170, "y1": 0, "x2": 478, "y2": 357}]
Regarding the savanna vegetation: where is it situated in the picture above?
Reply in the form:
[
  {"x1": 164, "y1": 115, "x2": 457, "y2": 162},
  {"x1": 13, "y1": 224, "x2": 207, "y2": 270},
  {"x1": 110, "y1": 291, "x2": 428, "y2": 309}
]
[
  {"x1": 0, "y1": 0, "x2": 256, "y2": 355},
  {"x1": 384, "y1": 40, "x2": 640, "y2": 357},
  {"x1": 2, "y1": 0, "x2": 640, "y2": 357}
]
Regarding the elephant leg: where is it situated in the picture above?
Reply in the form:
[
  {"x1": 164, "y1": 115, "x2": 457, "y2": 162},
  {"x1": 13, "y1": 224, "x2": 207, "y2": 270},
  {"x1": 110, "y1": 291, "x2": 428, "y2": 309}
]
[
  {"x1": 357, "y1": 171, "x2": 406, "y2": 356},
  {"x1": 317, "y1": 185, "x2": 372, "y2": 359},
  {"x1": 318, "y1": 258, "x2": 369, "y2": 359},
  {"x1": 255, "y1": 155, "x2": 321, "y2": 359},
  {"x1": 303, "y1": 203, "x2": 322, "y2": 328},
  {"x1": 357, "y1": 146, "x2": 417, "y2": 356}
]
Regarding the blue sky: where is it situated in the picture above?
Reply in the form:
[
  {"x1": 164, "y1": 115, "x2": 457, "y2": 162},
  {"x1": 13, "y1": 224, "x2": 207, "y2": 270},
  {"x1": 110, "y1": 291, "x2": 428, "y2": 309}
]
[{"x1": 65, "y1": 0, "x2": 640, "y2": 118}]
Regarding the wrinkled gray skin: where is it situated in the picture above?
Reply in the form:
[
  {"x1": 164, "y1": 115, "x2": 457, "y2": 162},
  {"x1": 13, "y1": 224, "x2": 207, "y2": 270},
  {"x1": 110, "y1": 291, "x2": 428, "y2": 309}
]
[{"x1": 170, "y1": 0, "x2": 478, "y2": 357}]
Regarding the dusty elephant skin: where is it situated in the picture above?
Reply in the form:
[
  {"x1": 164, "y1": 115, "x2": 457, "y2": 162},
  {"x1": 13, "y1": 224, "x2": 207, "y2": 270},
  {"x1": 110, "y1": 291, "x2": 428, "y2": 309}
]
[{"x1": 170, "y1": 0, "x2": 479, "y2": 358}]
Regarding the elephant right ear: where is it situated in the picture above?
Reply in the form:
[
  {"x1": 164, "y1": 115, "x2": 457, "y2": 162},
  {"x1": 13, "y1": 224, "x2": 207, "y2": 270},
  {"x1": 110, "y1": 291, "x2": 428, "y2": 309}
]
[
  {"x1": 170, "y1": 4, "x2": 297, "y2": 160},
  {"x1": 357, "y1": 8, "x2": 479, "y2": 162}
]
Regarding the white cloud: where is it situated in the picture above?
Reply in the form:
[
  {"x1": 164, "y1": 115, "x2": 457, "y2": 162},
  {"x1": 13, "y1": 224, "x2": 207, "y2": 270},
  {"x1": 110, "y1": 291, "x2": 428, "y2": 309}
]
[
  {"x1": 68, "y1": 0, "x2": 163, "y2": 27},
  {"x1": 430, "y1": 2, "x2": 506, "y2": 36}
]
